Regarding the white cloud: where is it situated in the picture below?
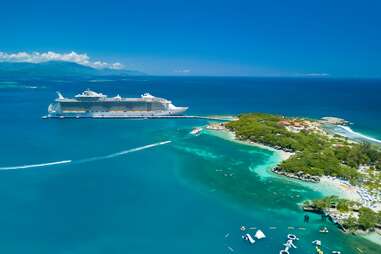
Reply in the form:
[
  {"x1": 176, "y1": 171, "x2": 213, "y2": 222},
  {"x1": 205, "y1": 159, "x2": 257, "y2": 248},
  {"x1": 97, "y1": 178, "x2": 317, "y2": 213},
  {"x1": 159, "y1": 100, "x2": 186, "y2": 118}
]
[
  {"x1": 174, "y1": 69, "x2": 191, "y2": 74},
  {"x1": 0, "y1": 51, "x2": 124, "y2": 70},
  {"x1": 297, "y1": 73, "x2": 330, "y2": 77}
]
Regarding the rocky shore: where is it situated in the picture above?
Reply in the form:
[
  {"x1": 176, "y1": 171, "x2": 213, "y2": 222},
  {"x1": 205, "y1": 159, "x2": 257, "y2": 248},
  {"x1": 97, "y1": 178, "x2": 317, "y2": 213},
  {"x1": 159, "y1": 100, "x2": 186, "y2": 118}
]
[
  {"x1": 272, "y1": 167, "x2": 320, "y2": 183},
  {"x1": 302, "y1": 196, "x2": 381, "y2": 238}
]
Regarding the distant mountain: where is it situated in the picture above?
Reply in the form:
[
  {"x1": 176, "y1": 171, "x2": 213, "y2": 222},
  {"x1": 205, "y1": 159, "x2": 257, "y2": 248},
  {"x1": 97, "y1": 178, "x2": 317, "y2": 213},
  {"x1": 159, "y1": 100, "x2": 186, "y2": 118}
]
[{"x1": 0, "y1": 61, "x2": 146, "y2": 78}]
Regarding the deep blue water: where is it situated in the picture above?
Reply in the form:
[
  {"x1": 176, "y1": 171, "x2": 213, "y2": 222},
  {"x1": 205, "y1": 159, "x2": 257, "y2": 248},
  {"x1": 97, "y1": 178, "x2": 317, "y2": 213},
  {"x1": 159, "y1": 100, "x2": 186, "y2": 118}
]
[{"x1": 0, "y1": 77, "x2": 380, "y2": 254}]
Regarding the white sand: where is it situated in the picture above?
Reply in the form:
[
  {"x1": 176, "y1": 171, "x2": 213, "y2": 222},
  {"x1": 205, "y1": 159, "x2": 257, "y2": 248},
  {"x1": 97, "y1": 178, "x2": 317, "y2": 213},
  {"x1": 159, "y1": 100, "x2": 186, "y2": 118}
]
[
  {"x1": 315, "y1": 176, "x2": 362, "y2": 201},
  {"x1": 206, "y1": 128, "x2": 294, "y2": 160}
]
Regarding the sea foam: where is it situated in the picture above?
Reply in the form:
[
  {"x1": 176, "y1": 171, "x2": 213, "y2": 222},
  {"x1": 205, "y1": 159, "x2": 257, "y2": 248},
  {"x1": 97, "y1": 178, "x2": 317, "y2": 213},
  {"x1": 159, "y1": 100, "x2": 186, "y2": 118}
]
[{"x1": 336, "y1": 125, "x2": 381, "y2": 144}]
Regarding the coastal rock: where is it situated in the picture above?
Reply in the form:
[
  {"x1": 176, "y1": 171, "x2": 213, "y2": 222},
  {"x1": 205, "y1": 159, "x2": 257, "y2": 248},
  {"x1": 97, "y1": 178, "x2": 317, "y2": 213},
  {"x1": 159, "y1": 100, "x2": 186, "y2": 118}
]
[
  {"x1": 271, "y1": 167, "x2": 320, "y2": 183},
  {"x1": 311, "y1": 176, "x2": 320, "y2": 182}
]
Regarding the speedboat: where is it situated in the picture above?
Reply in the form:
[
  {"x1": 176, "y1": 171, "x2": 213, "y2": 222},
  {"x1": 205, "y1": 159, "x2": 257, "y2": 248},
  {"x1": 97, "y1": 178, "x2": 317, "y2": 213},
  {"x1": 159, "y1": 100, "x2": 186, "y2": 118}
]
[{"x1": 190, "y1": 127, "x2": 202, "y2": 135}]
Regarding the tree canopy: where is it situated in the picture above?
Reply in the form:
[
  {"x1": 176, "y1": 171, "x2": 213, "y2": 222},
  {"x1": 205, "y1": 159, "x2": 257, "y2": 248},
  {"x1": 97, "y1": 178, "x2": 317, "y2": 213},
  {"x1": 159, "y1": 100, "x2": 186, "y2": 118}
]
[{"x1": 226, "y1": 113, "x2": 381, "y2": 181}]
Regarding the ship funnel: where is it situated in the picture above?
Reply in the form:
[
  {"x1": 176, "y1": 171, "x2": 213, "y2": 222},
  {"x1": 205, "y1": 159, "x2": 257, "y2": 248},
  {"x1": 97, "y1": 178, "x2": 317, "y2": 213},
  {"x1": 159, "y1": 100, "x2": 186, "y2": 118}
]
[{"x1": 56, "y1": 91, "x2": 64, "y2": 99}]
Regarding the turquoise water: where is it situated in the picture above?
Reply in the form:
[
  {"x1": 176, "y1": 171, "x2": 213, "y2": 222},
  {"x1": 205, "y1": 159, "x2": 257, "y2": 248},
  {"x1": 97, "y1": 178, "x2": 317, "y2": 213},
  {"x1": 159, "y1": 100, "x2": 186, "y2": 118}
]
[{"x1": 0, "y1": 77, "x2": 380, "y2": 253}]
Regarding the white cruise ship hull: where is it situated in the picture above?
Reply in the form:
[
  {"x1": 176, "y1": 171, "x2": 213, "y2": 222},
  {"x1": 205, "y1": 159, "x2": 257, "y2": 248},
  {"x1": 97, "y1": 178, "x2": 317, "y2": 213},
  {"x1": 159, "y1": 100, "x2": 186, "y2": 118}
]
[
  {"x1": 46, "y1": 90, "x2": 189, "y2": 119},
  {"x1": 47, "y1": 107, "x2": 188, "y2": 118}
]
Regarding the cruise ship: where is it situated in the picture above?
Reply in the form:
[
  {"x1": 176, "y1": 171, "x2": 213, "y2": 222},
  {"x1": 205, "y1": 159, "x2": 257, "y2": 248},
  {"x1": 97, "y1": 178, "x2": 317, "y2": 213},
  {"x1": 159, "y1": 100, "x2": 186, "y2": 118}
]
[{"x1": 47, "y1": 89, "x2": 188, "y2": 118}]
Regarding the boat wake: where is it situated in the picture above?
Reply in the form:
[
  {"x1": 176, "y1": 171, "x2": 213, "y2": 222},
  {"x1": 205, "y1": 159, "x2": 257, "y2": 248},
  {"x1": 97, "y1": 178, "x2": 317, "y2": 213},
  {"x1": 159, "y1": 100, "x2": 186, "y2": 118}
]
[
  {"x1": 75, "y1": 141, "x2": 172, "y2": 163},
  {"x1": 0, "y1": 160, "x2": 72, "y2": 170},
  {"x1": 0, "y1": 140, "x2": 172, "y2": 171}
]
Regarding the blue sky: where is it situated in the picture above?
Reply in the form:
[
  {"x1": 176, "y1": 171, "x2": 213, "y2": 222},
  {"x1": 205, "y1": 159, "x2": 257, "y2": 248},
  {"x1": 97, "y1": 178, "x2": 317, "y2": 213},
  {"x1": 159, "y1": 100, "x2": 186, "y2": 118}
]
[{"x1": 1, "y1": 0, "x2": 380, "y2": 77}]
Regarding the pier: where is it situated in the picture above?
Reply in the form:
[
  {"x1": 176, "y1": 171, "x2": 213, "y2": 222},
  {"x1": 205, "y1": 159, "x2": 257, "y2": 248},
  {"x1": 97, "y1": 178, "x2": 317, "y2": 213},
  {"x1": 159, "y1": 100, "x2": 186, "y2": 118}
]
[{"x1": 42, "y1": 115, "x2": 237, "y2": 121}]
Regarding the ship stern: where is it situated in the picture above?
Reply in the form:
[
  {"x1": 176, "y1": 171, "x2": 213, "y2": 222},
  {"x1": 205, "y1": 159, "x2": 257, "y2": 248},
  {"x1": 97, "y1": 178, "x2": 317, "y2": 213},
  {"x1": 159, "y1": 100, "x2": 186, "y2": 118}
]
[{"x1": 168, "y1": 103, "x2": 188, "y2": 115}]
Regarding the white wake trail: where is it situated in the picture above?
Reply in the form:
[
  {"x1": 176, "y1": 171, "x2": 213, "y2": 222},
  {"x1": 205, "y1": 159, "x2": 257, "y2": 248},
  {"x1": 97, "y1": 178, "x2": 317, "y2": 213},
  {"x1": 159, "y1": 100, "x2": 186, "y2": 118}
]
[
  {"x1": 0, "y1": 140, "x2": 172, "y2": 171},
  {"x1": 0, "y1": 160, "x2": 72, "y2": 170},
  {"x1": 76, "y1": 140, "x2": 172, "y2": 163}
]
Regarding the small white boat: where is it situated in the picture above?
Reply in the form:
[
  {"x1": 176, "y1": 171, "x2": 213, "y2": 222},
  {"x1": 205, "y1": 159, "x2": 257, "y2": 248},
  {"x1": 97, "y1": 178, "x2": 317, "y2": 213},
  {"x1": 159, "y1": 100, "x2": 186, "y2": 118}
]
[
  {"x1": 242, "y1": 233, "x2": 255, "y2": 244},
  {"x1": 190, "y1": 127, "x2": 202, "y2": 135},
  {"x1": 254, "y1": 229, "x2": 266, "y2": 239}
]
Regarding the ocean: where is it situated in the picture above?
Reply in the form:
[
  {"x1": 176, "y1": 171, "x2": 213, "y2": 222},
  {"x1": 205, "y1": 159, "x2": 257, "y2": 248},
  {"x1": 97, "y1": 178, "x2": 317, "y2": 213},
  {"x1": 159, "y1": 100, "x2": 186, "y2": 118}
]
[{"x1": 0, "y1": 76, "x2": 380, "y2": 254}]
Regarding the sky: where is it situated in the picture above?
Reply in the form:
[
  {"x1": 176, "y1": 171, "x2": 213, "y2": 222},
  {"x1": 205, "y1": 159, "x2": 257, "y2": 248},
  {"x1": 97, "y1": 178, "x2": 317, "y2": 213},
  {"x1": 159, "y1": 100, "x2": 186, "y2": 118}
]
[{"x1": 0, "y1": 0, "x2": 380, "y2": 77}]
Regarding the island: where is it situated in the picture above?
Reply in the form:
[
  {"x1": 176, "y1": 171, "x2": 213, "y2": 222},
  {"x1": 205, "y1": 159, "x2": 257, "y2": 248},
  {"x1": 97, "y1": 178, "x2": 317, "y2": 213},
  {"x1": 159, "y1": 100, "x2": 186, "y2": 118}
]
[
  {"x1": 226, "y1": 114, "x2": 380, "y2": 181},
  {"x1": 205, "y1": 112, "x2": 381, "y2": 239}
]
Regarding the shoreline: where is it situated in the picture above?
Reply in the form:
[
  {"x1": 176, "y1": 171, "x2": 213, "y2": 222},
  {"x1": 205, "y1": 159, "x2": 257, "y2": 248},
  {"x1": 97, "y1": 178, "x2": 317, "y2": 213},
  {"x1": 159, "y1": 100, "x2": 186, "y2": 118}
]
[
  {"x1": 205, "y1": 128, "x2": 293, "y2": 160},
  {"x1": 207, "y1": 129, "x2": 381, "y2": 246},
  {"x1": 206, "y1": 127, "x2": 381, "y2": 246},
  {"x1": 205, "y1": 128, "x2": 362, "y2": 203},
  {"x1": 318, "y1": 176, "x2": 361, "y2": 201},
  {"x1": 334, "y1": 125, "x2": 381, "y2": 145}
]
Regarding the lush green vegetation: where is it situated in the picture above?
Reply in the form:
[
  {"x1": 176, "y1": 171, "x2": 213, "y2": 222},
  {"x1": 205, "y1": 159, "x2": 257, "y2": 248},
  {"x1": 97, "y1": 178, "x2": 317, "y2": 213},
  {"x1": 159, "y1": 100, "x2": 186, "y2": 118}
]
[
  {"x1": 357, "y1": 207, "x2": 380, "y2": 231},
  {"x1": 304, "y1": 196, "x2": 381, "y2": 231},
  {"x1": 304, "y1": 196, "x2": 359, "y2": 212},
  {"x1": 226, "y1": 113, "x2": 381, "y2": 182},
  {"x1": 344, "y1": 207, "x2": 381, "y2": 231}
]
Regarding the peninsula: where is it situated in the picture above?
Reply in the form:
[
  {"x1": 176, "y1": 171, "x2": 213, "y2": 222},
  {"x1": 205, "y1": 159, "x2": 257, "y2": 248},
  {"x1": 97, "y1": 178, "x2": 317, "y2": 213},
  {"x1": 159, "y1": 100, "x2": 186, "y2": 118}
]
[
  {"x1": 208, "y1": 113, "x2": 381, "y2": 239},
  {"x1": 208, "y1": 113, "x2": 381, "y2": 211}
]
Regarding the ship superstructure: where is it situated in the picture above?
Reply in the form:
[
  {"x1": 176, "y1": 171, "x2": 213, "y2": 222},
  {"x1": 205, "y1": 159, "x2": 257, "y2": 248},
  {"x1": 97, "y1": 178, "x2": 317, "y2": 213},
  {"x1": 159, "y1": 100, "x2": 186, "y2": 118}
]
[{"x1": 47, "y1": 89, "x2": 188, "y2": 118}]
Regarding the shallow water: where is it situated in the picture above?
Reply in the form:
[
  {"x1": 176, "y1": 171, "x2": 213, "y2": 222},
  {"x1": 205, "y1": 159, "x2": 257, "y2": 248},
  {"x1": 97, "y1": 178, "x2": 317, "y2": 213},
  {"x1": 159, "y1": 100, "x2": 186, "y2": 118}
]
[{"x1": 0, "y1": 77, "x2": 380, "y2": 253}]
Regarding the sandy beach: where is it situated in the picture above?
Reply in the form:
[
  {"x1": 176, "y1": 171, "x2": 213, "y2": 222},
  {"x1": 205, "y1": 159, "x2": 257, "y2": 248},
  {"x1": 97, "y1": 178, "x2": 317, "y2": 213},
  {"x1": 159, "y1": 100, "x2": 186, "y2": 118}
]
[
  {"x1": 206, "y1": 128, "x2": 294, "y2": 160},
  {"x1": 313, "y1": 176, "x2": 362, "y2": 201}
]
